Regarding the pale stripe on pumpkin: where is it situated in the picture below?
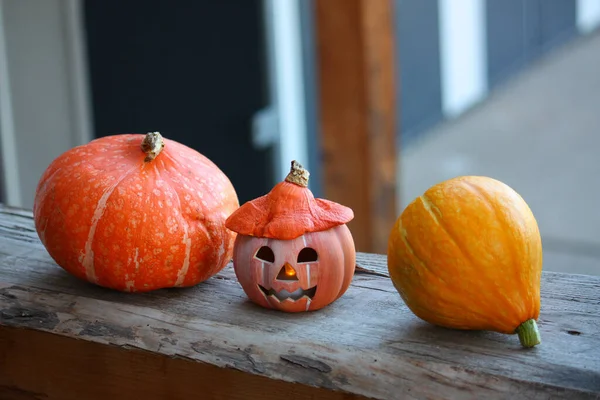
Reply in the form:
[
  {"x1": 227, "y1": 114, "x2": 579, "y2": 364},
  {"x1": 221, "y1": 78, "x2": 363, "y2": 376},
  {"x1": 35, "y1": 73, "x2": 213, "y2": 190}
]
[
  {"x1": 81, "y1": 166, "x2": 137, "y2": 283},
  {"x1": 176, "y1": 230, "x2": 192, "y2": 287}
]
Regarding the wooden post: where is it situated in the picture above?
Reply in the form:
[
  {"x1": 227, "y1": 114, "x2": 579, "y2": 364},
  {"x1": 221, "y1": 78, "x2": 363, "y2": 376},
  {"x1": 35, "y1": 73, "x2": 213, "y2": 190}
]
[{"x1": 314, "y1": 0, "x2": 399, "y2": 254}]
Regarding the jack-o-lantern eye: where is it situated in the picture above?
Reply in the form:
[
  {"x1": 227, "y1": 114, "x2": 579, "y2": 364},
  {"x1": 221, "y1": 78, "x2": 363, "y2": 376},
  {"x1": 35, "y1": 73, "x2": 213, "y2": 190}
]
[
  {"x1": 255, "y1": 246, "x2": 275, "y2": 263},
  {"x1": 297, "y1": 247, "x2": 318, "y2": 263}
]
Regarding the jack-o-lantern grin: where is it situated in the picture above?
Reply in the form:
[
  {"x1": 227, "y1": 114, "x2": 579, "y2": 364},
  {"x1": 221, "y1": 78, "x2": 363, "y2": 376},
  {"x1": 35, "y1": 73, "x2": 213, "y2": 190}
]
[
  {"x1": 258, "y1": 262, "x2": 317, "y2": 302},
  {"x1": 258, "y1": 284, "x2": 317, "y2": 302}
]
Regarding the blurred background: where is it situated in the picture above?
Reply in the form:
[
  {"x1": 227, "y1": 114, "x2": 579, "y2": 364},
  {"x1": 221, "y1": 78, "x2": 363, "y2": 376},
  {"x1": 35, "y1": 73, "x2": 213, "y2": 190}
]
[{"x1": 0, "y1": 0, "x2": 598, "y2": 274}]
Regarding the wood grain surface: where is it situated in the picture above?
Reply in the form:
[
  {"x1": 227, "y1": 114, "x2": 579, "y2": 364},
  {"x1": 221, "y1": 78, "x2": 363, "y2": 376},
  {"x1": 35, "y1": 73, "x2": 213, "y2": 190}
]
[
  {"x1": 315, "y1": 0, "x2": 398, "y2": 255},
  {"x1": 0, "y1": 204, "x2": 599, "y2": 399}
]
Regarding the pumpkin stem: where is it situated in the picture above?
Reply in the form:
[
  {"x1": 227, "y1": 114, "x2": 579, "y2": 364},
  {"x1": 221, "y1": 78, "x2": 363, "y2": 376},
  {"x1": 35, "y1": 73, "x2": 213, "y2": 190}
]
[
  {"x1": 285, "y1": 160, "x2": 310, "y2": 187},
  {"x1": 141, "y1": 132, "x2": 165, "y2": 162},
  {"x1": 516, "y1": 319, "x2": 541, "y2": 348}
]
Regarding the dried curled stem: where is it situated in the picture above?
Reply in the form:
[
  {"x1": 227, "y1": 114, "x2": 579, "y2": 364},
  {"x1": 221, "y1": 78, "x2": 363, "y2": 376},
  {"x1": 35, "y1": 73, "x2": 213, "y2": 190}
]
[
  {"x1": 141, "y1": 132, "x2": 165, "y2": 162},
  {"x1": 285, "y1": 160, "x2": 310, "y2": 187}
]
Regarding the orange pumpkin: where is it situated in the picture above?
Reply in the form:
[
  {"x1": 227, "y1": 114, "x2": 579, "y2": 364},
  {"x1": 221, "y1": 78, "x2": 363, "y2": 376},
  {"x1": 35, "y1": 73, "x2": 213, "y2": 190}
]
[
  {"x1": 387, "y1": 176, "x2": 543, "y2": 347},
  {"x1": 33, "y1": 132, "x2": 239, "y2": 292},
  {"x1": 225, "y1": 161, "x2": 356, "y2": 312}
]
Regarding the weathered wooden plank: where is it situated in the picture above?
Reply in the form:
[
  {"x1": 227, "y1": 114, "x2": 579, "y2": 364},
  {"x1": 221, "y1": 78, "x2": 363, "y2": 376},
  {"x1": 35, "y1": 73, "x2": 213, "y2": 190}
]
[
  {"x1": 1, "y1": 204, "x2": 600, "y2": 399},
  {"x1": 314, "y1": 0, "x2": 398, "y2": 254},
  {"x1": 0, "y1": 326, "x2": 364, "y2": 400}
]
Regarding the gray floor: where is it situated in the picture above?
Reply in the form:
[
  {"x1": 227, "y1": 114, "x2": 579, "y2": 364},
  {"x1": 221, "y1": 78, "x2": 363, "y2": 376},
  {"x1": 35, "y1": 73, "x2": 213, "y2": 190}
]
[{"x1": 399, "y1": 31, "x2": 600, "y2": 276}]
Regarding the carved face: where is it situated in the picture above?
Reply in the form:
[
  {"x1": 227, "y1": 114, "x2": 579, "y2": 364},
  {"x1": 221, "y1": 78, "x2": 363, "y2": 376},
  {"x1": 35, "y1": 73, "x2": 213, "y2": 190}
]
[{"x1": 232, "y1": 225, "x2": 356, "y2": 312}]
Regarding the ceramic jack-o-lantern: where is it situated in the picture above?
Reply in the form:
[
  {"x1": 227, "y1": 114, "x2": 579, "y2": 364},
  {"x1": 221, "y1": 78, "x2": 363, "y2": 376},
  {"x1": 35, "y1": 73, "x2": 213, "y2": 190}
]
[{"x1": 225, "y1": 161, "x2": 356, "y2": 312}]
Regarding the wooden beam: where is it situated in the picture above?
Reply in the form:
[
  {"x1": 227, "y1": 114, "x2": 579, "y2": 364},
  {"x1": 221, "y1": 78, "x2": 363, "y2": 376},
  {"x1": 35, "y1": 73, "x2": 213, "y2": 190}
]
[
  {"x1": 1, "y1": 205, "x2": 600, "y2": 399},
  {"x1": 0, "y1": 327, "x2": 364, "y2": 400},
  {"x1": 314, "y1": 0, "x2": 398, "y2": 253}
]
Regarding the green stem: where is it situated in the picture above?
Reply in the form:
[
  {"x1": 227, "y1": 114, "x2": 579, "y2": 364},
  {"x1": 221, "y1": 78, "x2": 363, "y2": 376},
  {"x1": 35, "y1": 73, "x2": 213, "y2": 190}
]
[{"x1": 516, "y1": 319, "x2": 541, "y2": 348}]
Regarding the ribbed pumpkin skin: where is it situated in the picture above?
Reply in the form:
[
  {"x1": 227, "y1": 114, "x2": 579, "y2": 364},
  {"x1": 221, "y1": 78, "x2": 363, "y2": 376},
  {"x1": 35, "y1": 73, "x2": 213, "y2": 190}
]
[
  {"x1": 33, "y1": 134, "x2": 239, "y2": 292},
  {"x1": 388, "y1": 176, "x2": 542, "y2": 334}
]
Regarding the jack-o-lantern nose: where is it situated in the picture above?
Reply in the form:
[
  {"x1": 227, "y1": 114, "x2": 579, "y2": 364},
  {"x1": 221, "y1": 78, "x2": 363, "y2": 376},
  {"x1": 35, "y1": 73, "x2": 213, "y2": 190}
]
[{"x1": 277, "y1": 263, "x2": 298, "y2": 281}]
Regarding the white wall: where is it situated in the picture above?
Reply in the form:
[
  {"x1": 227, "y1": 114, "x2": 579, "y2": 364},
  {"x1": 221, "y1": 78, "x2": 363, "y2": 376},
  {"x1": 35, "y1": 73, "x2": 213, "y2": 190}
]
[
  {"x1": 255, "y1": 0, "x2": 310, "y2": 183},
  {"x1": 0, "y1": 1, "x2": 20, "y2": 207},
  {"x1": 438, "y1": 0, "x2": 488, "y2": 119},
  {"x1": 577, "y1": 0, "x2": 600, "y2": 34},
  {"x1": 0, "y1": 0, "x2": 92, "y2": 209}
]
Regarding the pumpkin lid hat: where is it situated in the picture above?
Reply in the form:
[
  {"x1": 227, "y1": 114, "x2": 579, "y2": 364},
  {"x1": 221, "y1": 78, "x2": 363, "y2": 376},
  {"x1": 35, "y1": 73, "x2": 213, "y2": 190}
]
[{"x1": 226, "y1": 160, "x2": 354, "y2": 240}]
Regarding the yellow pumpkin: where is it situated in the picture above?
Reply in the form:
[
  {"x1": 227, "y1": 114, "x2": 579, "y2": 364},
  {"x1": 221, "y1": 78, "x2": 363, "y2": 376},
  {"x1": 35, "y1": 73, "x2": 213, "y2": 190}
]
[{"x1": 387, "y1": 176, "x2": 543, "y2": 347}]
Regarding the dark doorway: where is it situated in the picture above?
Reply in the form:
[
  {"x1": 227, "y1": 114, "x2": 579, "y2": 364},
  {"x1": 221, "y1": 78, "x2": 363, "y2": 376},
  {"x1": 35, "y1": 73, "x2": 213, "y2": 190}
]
[{"x1": 83, "y1": 0, "x2": 273, "y2": 204}]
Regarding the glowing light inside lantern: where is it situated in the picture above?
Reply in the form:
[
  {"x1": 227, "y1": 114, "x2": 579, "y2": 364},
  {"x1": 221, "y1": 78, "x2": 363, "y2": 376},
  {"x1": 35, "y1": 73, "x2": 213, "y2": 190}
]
[{"x1": 285, "y1": 264, "x2": 296, "y2": 277}]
